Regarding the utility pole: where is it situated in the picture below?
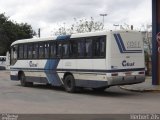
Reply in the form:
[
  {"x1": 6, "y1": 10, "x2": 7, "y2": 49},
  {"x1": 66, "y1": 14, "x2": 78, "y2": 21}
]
[
  {"x1": 100, "y1": 13, "x2": 107, "y2": 27},
  {"x1": 38, "y1": 28, "x2": 41, "y2": 38},
  {"x1": 152, "y1": 0, "x2": 160, "y2": 85}
]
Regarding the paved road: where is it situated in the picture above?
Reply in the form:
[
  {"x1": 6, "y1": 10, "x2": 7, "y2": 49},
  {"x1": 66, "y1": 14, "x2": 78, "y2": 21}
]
[{"x1": 0, "y1": 70, "x2": 160, "y2": 114}]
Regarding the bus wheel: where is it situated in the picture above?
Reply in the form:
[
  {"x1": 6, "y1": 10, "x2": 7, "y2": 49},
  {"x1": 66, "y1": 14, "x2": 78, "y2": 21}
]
[
  {"x1": 20, "y1": 73, "x2": 33, "y2": 87},
  {"x1": 64, "y1": 75, "x2": 76, "y2": 93}
]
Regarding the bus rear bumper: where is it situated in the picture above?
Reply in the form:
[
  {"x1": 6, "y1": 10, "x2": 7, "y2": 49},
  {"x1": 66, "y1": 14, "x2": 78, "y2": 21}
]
[
  {"x1": 75, "y1": 79, "x2": 108, "y2": 88},
  {"x1": 107, "y1": 75, "x2": 145, "y2": 86}
]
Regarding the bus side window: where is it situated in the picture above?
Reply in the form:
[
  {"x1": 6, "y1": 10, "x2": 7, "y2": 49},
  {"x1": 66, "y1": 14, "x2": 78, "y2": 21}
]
[
  {"x1": 18, "y1": 44, "x2": 24, "y2": 59},
  {"x1": 99, "y1": 36, "x2": 105, "y2": 57},
  {"x1": 93, "y1": 36, "x2": 106, "y2": 58},
  {"x1": 50, "y1": 42, "x2": 56, "y2": 58},
  {"x1": 24, "y1": 44, "x2": 28, "y2": 59},
  {"x1": 62, "y1": 42, "x2": 70, "y2": 58},
  {"x1": 70, "y1": 40, "x2": 77, "y2": 58},
  {"x1": 33, "y1": 43, "x2": 39, "y2": 59},
  {"x1": 93, "y1": 37, "x2": 100, "y2": 57},
  {"x1": 77, "y1": 38, "x2": 85, "y2": 58},
  {"x1": 44, "y1": 43, "x2": 50, "y2": 58},
  {"x1": 28, "y1": 44, "x2": 33, "y2": 59},
  {"x1": 39, "y1": 43, "x2": 44, "y2": 59},
  {"x1": 57, "y1": 42, "x2": 62, "y2": 58},
  {"x1": 11, "y1": 45, "x2": 18, "y2": 65},
  {"x1": 85, "y1": 38, "x2": 92, "y2": 57}
]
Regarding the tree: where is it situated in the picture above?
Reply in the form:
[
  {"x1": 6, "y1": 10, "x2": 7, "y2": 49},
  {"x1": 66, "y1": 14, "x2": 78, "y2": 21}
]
[
  {"x1": 0, "y1": 13, "x2": 35, "y2": 55},
  {"x1": 141, "y1": 24, "x2": 152, "y2": 55},
  {"x1": 54, "y1": 17, "x2": 104, "y2": 35}
]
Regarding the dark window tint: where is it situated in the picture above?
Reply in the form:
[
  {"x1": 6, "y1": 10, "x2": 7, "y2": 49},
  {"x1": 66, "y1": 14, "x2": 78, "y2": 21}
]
[
  {"x1": 44, "y1": 43, "x2": 50, "y2": 58},
  {"x1": 12, "y1": 36, "x2": 105, "y2": 60},
  {"x1": 39, "y1": 43, "x2": 44, "y2": 58},
  {"x1": 62, "y1": 43, "x2": 70, "y2": 58},
  {"x1": 93, "y1": 36, "x2": 106, "y2": 57},
  {"x1": 33, "y1": 43, "x2": 39, "y2": 59},
  {"x1": 93, "y1": 38, "x2": 100, "y2": 57},
  {"x1": 19, "y1": 44, "x2": 23, "y2": 59},
  {"x1": 57, "y1": 43, "x2": 62, "y2": 58},
  {"x1": 50, "y1": 42, "x2": 57, "y2": 58},
  {"x1": 85, "y1": 38, "x2": 92, "y2": 57},
  {"x1": 11, "y1": 45, "x2": 18, "y2": 65},
  {"x1": 99, "y1": 37, "x2": 105, "y2": 57},
  {"x1": 77, "y1": 39, "x2": 85, "y2": 57},
  {"x1": 70, "y1": 40, "x2": 77, "y2": 57},
  {"x1": 28, "y1": 44, "x2": 33, "y2": 59},
  {"x1": 24, "y1": 44, "x2": 28, "y2": 59}
]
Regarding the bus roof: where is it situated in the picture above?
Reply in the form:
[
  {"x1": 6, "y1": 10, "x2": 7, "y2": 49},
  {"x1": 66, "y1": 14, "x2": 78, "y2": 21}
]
[{"x1": 11, "y1": 30, "x2": 140, "y2": 46}]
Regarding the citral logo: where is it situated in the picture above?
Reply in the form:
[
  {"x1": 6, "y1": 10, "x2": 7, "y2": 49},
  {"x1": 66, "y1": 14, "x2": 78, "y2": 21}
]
[
  {"x1": 29, "y1": 61, "x2": 38, "y2": 67},
  {"x1": 122, "y1": 60, "x2": 135, "y2": 67}
]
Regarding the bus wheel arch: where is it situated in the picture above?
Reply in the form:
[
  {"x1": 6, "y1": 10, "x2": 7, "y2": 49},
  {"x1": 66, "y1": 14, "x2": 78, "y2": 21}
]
[
  {"x1": 18, "y1": 71, "x2": 33, "y2": 87},
  {"x1": 18, "y1": 71, "x2": 24, "y2": 80},
  {"x1": 63, "y1": 72, "x2": 73, "y2": 80},
  {"x1": 63, "y1": 73, "x2": 76, "y2": 93}
]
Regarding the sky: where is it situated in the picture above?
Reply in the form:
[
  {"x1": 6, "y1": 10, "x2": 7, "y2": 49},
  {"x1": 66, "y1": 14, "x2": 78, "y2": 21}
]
[{"x1": 0, "y1": 0, "x2": 151, "y2": 37}]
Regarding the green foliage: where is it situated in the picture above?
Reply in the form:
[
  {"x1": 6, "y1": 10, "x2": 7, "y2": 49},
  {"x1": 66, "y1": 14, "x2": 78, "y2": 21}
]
[{"x1": 0, "y1": 13, "x2": 35, "y2": 55}]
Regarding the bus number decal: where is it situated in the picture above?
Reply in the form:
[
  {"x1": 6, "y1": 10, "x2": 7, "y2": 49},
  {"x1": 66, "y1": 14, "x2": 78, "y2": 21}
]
[{"x1": 126, "y1": 41, "x2": 141, "y2": 49}]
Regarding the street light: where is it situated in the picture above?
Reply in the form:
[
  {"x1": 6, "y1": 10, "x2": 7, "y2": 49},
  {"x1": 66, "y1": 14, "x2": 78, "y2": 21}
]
[
  {"x1": 38, "y1": 28, "x2": 41, "y2": 38},
  {"x1": 100, "y1": 13, "x2": 107, "y2": 26}
]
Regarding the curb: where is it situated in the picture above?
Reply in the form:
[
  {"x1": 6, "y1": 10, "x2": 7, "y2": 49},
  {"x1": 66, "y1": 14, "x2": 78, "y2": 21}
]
[{"x1": 119, "y1": 86, "x2": 160, "y2": 92}]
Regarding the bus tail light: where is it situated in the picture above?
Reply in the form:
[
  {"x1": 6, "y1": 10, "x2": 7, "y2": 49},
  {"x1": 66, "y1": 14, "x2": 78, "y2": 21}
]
[{"x1": 138, "y1": 71, "x2": 145, "y2": 75}]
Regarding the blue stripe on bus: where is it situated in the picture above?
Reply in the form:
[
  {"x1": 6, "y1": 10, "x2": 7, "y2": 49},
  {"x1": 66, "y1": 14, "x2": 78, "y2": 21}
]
[
  {"x1": 56, "y1": 35, "x2": 71, "y2": 40},
  {"x1": 116, "y1": 33, "x2": 126, "y2": 52},
  {"x1": 114, "y1": 33, "x2": 142, "y2": 53},
  {"x1": 113, "y1": 34, "x2": 123, "y2": 53},
  {"x1": 44, "y1": 59, "x2": 62, "y2": 86}
]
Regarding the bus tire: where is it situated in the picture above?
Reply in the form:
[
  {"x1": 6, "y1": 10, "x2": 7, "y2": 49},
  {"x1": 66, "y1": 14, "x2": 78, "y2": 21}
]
[
  {"x1": 20, "y1": 73, "x2": 33, "y2": 87},
  {"x1": 63, "y1": 75, "x2": 76, "y2": 93}
]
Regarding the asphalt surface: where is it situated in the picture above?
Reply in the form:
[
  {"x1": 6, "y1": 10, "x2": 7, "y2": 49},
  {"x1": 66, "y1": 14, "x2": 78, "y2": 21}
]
[{"x1": 0, "y1": 70, "x2": 160, "y2": 114}]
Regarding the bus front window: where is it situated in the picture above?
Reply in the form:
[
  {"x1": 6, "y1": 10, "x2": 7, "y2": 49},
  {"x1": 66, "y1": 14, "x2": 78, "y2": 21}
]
[{"x1": 11, "y1": 45, "x2": 18, "y2": 65}]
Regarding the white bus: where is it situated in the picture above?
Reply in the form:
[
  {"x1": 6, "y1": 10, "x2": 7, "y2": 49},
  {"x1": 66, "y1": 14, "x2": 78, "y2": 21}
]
[
  {"x1": 10, "y1": 31, "x2": 145, "y2": 92},
  {"x1": 0, "y1": 56, "x2": 6, "y2": 69}
]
